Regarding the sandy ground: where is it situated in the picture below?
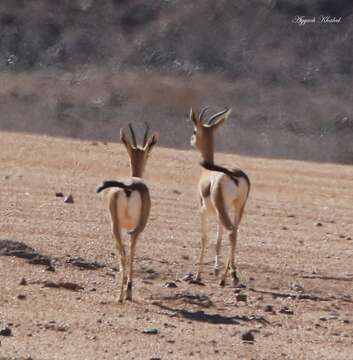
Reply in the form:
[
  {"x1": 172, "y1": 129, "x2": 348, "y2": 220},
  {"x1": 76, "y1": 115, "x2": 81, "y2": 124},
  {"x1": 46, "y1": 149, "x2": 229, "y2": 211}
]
[{"x1": 0, "y1": 131, "x2": 352, "y2": 360}]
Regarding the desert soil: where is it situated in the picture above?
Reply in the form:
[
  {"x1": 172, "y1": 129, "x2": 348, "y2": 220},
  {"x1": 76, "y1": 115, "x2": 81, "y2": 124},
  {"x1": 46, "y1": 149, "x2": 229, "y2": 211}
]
[{"x1": 0, "y1": 131, "x2": 352, "y2": 360}]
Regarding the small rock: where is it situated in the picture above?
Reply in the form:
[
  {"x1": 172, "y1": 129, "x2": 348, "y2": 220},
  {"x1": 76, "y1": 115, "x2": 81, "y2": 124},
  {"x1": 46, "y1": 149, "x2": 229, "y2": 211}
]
[
  {"x1": 46, "y1": 265, "x2": 55, "y2": 272},
  {"x1": 0, "y1": 327, "x2": 12, "y2": 336},
  {"x1": 346, "y1": 237, "x2": 352, "y2": 240},
  {"x1": 55, "y1": 192, "x2": 64, "y2": 197},
  {"x1": 236, "y1": 293, "x2": 247, "y2": 302},
  {"x1": 281, "y1": 226, "x2": 288, "y2": 230},
  {"x1": 264, "y1": 305, "x2": 274, "y2": 313},
  {"x1": 241, "y1": 331, "x2": 254, "y2": 342},
  {"x1": 17, "y1": 294, "x2": 26, "y2": 300},
  {"x1": 19, "y1": 278, "x2": 27, "y2": 286},
  {"x1": 142, "y1": 328, "x2": 159, "y2": 335},
  {"x1": 315, "y1": 222, "x2": 323, "y2": 227},
  {"x1": 64, "y1": 194, "x2": 74, "y2": 204},
  {"x1": 163, "y1": 281, "x2": 178, "y2": 288},
  {"x1": 291, "y1": 283, "x2": 304, "y2": 292},
  {"x1": 182, "y1": 273, "x2": 194, "y2": 282},
  {"x1": 172, "y1": 189, "x2": 181, "y2": 195},
  {"x1": 279, "y1": 307, "x2": 294, "y2": 315}
]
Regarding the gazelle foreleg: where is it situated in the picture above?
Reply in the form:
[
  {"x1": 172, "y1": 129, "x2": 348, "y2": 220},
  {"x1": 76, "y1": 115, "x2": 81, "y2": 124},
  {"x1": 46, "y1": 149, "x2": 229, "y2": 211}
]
[
  {"x1": 214, "y1": 221, "x2": 223, "y2": 276},
  {"x1": 126, "y1": 232, "x2": 139, "y2": 301},
  {"x1": 195, "y1": 208, "x2": 208, "y2": 282}
]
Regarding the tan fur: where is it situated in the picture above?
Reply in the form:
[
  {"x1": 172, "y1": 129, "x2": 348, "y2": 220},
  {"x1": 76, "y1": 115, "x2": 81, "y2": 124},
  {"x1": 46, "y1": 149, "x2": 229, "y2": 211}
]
[
  {"x1": 190, "y1": 107, "x2": 250, "y2": 286},
  {"x1": 98, "y1": 123, "x2": 158, "y2": 302}
]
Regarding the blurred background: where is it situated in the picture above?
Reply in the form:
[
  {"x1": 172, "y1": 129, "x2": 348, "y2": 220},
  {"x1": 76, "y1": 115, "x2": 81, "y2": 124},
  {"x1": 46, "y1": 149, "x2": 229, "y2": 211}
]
[{"x1": 0, "y1": 0, "x2": 352, "y2": 163}]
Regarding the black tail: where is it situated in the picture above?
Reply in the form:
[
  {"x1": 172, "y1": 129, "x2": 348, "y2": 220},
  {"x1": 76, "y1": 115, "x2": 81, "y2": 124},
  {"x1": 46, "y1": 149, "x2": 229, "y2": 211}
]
[
  {"x1": 96, "y1": 180, "x2": 134, "y2": 193},
  {"x1": 200, "y1": 160, "x2": 250, "y2": 191}
]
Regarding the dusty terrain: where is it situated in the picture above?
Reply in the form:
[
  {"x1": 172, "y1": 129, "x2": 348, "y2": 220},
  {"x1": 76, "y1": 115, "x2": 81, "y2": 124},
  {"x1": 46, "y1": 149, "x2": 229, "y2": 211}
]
[{"x1": 1, "y1": 131, "x2": 353, "y2": 360}]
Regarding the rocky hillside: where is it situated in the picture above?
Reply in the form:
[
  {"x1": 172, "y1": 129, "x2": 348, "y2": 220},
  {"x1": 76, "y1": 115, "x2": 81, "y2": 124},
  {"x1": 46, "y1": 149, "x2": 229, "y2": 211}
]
[{"x1": 0, "y1": 0, "x2": 352, "y2": 163}]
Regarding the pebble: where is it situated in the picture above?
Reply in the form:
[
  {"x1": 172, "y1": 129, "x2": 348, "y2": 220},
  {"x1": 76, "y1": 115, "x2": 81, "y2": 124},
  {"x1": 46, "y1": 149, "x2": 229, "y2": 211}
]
[
  {"x1": 163, "y1": 281, "x2": 178, "y2": 288},
  {"x1": 236, "y1": 293, "x2": 247, "y2": 302},
  {"x1": 241, "y1": 331, "x2": 255, "y2": 342},
  {"x1": 64, "y1": 194, "x2": 74, "y2": 204},
  {"x1": 0, "y1": 327, "x2": 12, "y2": 336},
  {"x1": 264, "y1": 305, "x2": 274, "y2": 313},
  {"x1": 142, "y1": 328, "x2": 159, "y2": 335}
]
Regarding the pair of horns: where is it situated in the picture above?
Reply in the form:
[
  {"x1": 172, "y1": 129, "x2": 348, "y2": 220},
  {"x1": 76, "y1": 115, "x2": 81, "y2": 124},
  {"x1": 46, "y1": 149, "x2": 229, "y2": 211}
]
[
  {"x1": 191, "y1": 107, "x2": 231, "y2": 126},
  {"x1": 126, "y1": 122, "x2": 150, "y2": 148}
]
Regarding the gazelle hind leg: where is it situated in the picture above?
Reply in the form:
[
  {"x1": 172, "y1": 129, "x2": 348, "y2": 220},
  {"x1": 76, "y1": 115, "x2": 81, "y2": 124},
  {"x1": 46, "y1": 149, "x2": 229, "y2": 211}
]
[
  {"x1": 126, "y1": 233, "x2": 139, "y2": 301},
  {"x1": 195, "y1": 208, "x2": 207, "y2": 282},
  {"x1": 220, "y1": 203, "x2": 244, "y2": 286},
  {"x1": 214, "y1": 222, "x2": 223, "y2": 276},
  {"x1": 112, "y1": 223, "x2": 127, "y2": 302}
]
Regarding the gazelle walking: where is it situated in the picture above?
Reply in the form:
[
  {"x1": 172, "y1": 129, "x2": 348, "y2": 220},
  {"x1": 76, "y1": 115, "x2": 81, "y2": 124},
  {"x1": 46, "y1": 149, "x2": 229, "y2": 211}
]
[
  {"x1": 190, "y1": 107, "x2": 250, "y2": 286},
  {"x1": 97, "y1": 123, "x2": 158, "y2": 302}
]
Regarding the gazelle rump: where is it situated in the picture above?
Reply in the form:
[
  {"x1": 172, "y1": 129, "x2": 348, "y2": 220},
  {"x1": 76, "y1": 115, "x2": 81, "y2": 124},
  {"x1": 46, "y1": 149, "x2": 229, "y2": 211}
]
[
  {"x1": 190, "y1": 107, "x2": 250, "y2": 286},
  {"x1": 97, "y1": 123, "x2": 158, "y2": 302}
]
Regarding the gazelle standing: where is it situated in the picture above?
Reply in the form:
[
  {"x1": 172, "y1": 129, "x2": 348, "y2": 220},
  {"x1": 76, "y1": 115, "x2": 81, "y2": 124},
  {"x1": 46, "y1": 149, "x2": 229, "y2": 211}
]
[
  {"x1": 97, "y1": 123, "x2": 158, "y2": 302},
  {"x1": 190, "y1": 107, "x2": 250, "y2": 286}
]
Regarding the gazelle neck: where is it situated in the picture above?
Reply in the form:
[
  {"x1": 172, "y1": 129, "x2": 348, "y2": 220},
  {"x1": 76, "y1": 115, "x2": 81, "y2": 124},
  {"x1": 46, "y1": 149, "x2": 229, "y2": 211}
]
[
  {"x1": 130, "y1": 161, "x2": 144, "y2": 178},
  {"x1": 200, "y1": 137, "x2": 214, "y2": 164}
]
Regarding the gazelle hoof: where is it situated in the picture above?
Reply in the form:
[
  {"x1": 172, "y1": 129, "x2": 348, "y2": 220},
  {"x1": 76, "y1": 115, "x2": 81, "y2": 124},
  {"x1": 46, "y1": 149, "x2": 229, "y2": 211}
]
[
  {"x1": 219, "y1": 279, "x2": 226, "y2": 287},
  {"x1": 214, "y1": 268, "x2": 219, "y2": 276}
]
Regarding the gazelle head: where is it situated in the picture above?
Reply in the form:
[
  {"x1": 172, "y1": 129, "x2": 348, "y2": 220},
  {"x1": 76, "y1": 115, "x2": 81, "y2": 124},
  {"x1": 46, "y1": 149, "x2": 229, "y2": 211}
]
[
  {"x1": 120, "y1": 123, "x2": 158, "y2": 178},
  {"x1": 190, "y1": 107, "x2": 232, "y2": 162}
]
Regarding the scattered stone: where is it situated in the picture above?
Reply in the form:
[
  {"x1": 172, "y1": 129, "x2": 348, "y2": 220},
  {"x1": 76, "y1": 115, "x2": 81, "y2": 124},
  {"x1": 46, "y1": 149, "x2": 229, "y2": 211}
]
[
  {"x1": 20, "y1": 278, "x2": 27, "y2": 286},
  {"x1": 64, "y1": 194, "x2": 74, "y2": 204},
  {"x1": 291, "y1": 283, "x2": 304, "y2": 292},
  {"x1": 264, "y1": 305, "x2": 274, "y2": 313},
  {"x1": 181, "y1": 255, "x2": 189, "y2": 260},
  {"x1": 17, "y1": 294, "x2": 26, "y2": 300},
  {"x1": 315, "y1": 222, "x2": 323, "y2": 227},
  {"x1": 142, "y1": 328, "x2": 159, "y2": 335},
  {"x1": 55, "y1": 192, "x2": 64, "y2": 197},
  {"x1": 46, "y1": 265, "x2": 55, "y2": 272},
  {"x1": 163, "y1": 281, "x2": 178, "y2": 288},
  {"x1": 236, "y1": 293, "x2": 247, "y2": 302},
  {"x1": 182, "y1": 273, "x2": 194, "y2": 282},
  {"x1": 347, "y1": 237, "x2": 352, "y2": 241},
  {"x1": 281, "y1": 226, "x2": 288, "y2": 230},
  {"x1": 0, "y1": 326, "x2": 12, "y2": 336},
  {"x1": 279, "y1": 307, "x2": 294, "y2": 315},
  {"x1": 172, "y1": 189, "x2": 181, "y2": 195},
  {"x1": 241, "y1": 331, "x2": 254, "y2": 342},
  {"x1": 343, "y1": 319, "x2": 350, "y2": 324}
]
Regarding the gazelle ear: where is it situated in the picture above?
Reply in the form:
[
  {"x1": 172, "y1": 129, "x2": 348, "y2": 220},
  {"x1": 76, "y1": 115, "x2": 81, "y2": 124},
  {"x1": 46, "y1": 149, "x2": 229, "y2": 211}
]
[
  {"x1": 189, "y1": 108, "x2": 199, "y2": 126},
  {"x1": 120, "y1": 128, "x2": 132, "y2": 155},
  {"x1": 210, "y1": 108, "x2": 232, "y2": 131},
  {"x1": 145, "y1": 132, "x2": 159, "y2": 153}
]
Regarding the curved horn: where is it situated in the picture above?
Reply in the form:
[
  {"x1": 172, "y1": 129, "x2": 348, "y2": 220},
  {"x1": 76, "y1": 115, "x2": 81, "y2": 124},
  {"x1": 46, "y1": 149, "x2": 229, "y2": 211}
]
[
  {"x1": 128, "y1": 123, "x2": 137, "y2": 147},
  {"x1": 199, "y1": 106, "x2": 209, "y2": 123},
  {"x1": 143, "y1": 122, "x2": 150, "y2": 147},
  {"x1": 207, "y1": 108, "x2": 230, "y2": 125}
]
